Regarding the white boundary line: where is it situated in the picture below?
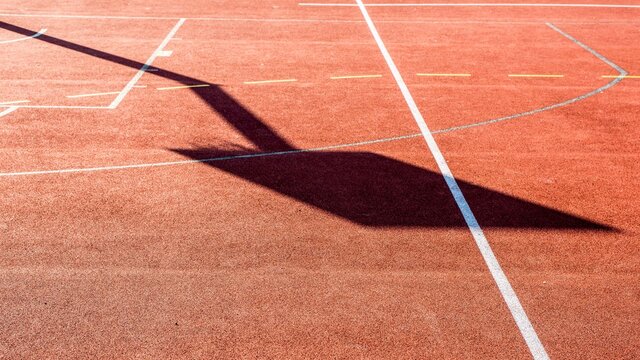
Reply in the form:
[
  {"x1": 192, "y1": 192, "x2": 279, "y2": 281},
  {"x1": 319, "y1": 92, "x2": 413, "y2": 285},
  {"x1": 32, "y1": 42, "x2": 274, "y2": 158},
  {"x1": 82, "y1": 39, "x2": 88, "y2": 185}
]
[
  {"x1": 0, "y1": 106, "x2": 18, "y2": 118},
  {"x1": 0, "y1": 105, "x2": 109, "y2": 109},
  {"x1": 0, "y1": 14, "x2": 626, "y2": 179},
  {"x1": 1, "y1": 12, "x2": 640, "y2": 25},
  {"x1": 300, "y1": 2, "x2": 640, "y2": 8},
  {"x1": 108, "y1": 18, "x2": 186, "y2": 109},
  {"x1": 0, "y1": 100, "x2": 29, "y2": 105},
  {"x1": 354, "y1": 0, "x2": 549, "y2": 358},
  {"x1": 0, "y1": 27, "x2": 46, "y2": 44},
  {"x1": 0, "y1": 134, "x2": 422, "y2": 177}
]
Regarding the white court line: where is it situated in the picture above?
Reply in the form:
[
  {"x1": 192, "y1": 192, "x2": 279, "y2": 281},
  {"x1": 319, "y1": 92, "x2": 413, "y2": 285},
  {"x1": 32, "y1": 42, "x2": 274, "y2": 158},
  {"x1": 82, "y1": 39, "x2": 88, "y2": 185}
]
[
  {"x1": 108, "y1": 18, "x2": 186, "y2": 109},
  {"x1": 0, "y1": 134, "x2": 422, "y2": 177},
  {"x1": 0, "y1": 25, "x2": 625, "y2": 177},
  {"x1": 354, "y1": 1, "x2": 549, "y2": 359},
  {"x1": 66, "y1": 91, "x2": 121, "y2": 99},
  {"x1": 0, "y1": 107, "x2": 18, "y2": 118},
  {"x1": 300, "y1": 2, "x2": 640, "y2": 8},
  {"x1": 0, "y1": 27, "x2": 46, "y2": 44},
  {"x1": 0, "y1": 105, "x2": 109, "y2": 109},
  {"x1": 0, "y1": 100, "x2": 29, "y2": 105},
  {"x1": 0, "y1": 12, "x2": 639, "y2": 25}
]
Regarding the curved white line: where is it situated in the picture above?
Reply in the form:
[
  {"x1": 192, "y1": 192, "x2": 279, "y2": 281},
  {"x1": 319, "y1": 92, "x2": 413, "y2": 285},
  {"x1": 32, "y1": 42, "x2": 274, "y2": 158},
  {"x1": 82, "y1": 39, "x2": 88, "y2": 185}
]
[
  {"x1": 0, "y1": 134, "x2": 422, "y2": 177},
  {"x1": 0, "y1": 71, "x2": 623, "y2": 177},
  {"x1": 0, "y1": 24, "x2": 626, "y2": 177},
  {"x1": 0, "y1": 28, "x2": 46, "y2": 44}
]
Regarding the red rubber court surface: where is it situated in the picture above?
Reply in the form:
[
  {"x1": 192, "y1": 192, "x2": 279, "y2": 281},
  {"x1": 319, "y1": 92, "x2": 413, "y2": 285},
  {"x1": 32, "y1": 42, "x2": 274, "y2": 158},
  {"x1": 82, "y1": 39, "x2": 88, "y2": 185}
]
[{"x1": 0, "y1": 1, "x2": 639, "y2": 359}]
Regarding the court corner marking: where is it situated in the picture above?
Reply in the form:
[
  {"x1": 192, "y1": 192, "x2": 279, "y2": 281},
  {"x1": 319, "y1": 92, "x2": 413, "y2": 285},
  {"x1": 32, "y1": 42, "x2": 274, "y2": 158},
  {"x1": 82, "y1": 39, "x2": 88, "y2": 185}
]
[{"x1": 108, "y1": 18, "x2": 186, "y2": 109}]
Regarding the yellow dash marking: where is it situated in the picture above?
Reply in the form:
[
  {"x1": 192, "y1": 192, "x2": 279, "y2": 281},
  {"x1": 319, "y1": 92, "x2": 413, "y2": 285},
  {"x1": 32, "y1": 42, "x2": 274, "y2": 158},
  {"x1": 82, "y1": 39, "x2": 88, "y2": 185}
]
[
  {"x1": 244, "y1": 79, "x2": 298, "y2": 85},
  {"x1": 417, "y1": 73, "x2": 471, "y2": 77},
  {"x1": 157, "y1": 84, "x2": 210, "y2": 91},
  {"x1": 0, "y1": 100, "x2": 30, "y2": 105},
  {"x1": 508, "y1": 74, "x2": 564, "y2": 78},
  {"x1": 66, "y1": 91, "x2": 121, "y2": 99},
  {"x1": 330, "y1": 74, "x2": 382, "y2": 80},
  {"x1": 602, "y1": 75, "x2": 640, "y2": 79}
]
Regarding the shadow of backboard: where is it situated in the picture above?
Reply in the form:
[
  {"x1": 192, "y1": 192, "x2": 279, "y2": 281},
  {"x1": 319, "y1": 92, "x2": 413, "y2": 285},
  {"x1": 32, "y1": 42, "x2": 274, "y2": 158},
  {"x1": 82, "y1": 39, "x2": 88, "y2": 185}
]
[
  {"x1": 0, "y1": 20, "x2": 615, "y2": 231},
  {"x1": 172, "y1": 148, "x2": 613, "y2": 230}
]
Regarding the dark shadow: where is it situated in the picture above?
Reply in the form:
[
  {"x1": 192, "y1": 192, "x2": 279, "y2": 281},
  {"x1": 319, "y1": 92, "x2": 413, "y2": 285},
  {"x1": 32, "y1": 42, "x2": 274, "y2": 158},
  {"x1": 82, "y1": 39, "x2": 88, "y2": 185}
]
[
  {"x1": 0, "y1": 21, "x2": 615, "y2": 230},
  {"x1": 172, "y1": 148, "x2": 613, "y2": 229},
  {"x1": 0, "y1": 21, "x2": 293, "y2": 152}
]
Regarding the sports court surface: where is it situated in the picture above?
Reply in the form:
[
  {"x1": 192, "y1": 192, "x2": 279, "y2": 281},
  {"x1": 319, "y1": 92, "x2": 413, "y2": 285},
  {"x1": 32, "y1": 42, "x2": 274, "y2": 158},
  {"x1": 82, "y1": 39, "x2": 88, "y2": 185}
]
[{"x1": 1, "y1": 0, "x2": 639, "y2": 358}]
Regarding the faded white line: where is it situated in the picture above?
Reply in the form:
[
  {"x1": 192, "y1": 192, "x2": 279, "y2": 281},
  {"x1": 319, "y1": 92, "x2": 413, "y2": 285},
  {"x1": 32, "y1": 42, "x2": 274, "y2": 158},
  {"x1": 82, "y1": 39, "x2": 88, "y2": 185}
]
[
  {"x1": 0, "y1": 100, "x2": 30, "y2": 105},
  {"x1": 0, "y1": 107, "x2": 18, "y2": 118},
  {"x1": 0, "y1": 105, "x2": 109, "y2": 109},
  {"x1": 0, "y1": 27, "x2": 46, "y2": 44},
  {"x1": 108, "y1": 18, "x2": 186, "y2": 109},
  {"x1": 354, "y1": 0, "x2": 549, "y2": 359},
  {"x1": 300, "y1": 2, "x2": 640, "y2": 8},
  {"x1": 431, "y1": 24, "x2": 627, "y2": 134},
  {"x1": 0, "y1": 13, "x2": 639, "y2": 25},
  {"x1": 0, "y1": 134, "x2": 421, "y2": 177}
]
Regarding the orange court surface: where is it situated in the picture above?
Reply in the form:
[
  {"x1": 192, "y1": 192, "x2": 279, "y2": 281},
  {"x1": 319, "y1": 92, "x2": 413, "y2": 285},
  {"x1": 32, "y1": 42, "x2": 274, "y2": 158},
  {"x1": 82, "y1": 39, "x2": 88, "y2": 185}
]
[{"x1": 0, "y1": 0, "x2": 639, "y2": 359}]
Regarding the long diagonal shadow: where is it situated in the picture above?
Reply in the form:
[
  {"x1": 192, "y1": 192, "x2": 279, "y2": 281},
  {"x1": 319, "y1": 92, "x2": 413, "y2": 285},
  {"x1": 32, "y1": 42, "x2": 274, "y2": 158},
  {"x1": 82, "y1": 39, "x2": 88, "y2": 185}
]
[{"x1": 0, "y1": 21, "x2": 614, "y2": 230}]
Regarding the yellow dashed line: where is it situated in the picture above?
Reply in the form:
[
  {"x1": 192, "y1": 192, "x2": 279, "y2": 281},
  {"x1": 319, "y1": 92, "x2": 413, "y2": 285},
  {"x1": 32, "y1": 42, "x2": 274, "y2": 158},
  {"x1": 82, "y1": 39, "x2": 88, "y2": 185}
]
[
  {"x1": 602, "y1": 75, "x2": 640, "y2": 79},
  {"x1": 330, "y1": 74, "x2": 382, "y2": 80},
  {"x1": 508, "y1": 74, "x2": 564, "y2": 78},
  {"x1": 244, "y1": 79, "x2": 298, "y2": 85},
  {"x1": 66, "y1": 91, "x2": 121, "y2": 99},
  {"x1": 157, "y1": 84, "x2": 210, "y2": 91},
  {"x1": 417, "y1": 73, "x2": 471, "y2": 77},
  {"x1": 0, "y1": 100, "x2": 29, "y2": 105}
]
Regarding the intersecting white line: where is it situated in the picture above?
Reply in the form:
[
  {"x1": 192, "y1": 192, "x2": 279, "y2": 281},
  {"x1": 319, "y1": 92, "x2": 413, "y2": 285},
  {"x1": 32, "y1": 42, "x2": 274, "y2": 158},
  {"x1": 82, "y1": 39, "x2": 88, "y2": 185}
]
[{"x1": 354, "y1": 0, "x2": 550, "y2": 358}]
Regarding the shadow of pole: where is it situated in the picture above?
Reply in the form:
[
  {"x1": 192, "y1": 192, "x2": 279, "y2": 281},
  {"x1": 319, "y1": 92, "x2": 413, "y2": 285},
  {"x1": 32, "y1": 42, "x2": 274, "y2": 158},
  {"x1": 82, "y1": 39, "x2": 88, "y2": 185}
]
[{"x1": 0, "y1": 21, "x2": 616, "y2": 230}]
